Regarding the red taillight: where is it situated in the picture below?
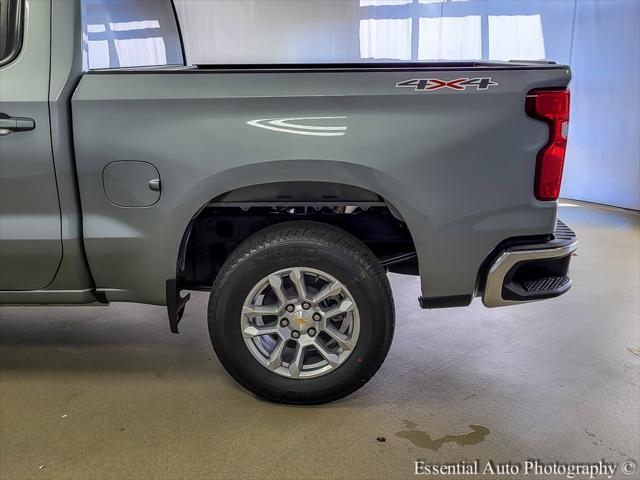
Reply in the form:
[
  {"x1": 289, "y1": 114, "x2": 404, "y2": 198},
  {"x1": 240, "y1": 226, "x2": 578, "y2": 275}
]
[{"x1": 526, "y1": 88, "x2": 570, "y2": 201}]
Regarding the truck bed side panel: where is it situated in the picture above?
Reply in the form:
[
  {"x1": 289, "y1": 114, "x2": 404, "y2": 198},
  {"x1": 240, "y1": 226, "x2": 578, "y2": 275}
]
[{"x1": 71, "y1": 66, "x2": 570, "y2": 304}]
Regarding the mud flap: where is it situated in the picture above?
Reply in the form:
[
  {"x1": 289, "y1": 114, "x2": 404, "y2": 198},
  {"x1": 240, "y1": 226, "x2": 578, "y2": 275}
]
[{"x1": 166, "y1": 279, "x2": 190, "y2": 334}]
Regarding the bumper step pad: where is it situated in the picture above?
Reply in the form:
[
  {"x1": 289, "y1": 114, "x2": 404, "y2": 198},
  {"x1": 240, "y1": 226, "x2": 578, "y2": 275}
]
[
  {"x1": 483, "y1": 218, "x2": 578, "y2": 307},
  {"x1": 523, "y1": 275, "x2": 570, "y2": 293}
]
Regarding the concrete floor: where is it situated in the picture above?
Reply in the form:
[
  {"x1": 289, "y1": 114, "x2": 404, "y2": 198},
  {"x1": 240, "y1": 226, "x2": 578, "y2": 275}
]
[{"x1": 1, "y1": 201, "x2": 638, "y2": 480}]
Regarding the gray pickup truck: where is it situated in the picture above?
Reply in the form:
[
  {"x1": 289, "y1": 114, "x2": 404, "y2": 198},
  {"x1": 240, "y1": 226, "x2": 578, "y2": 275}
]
[{"x1": 0, "y1": 0, "x2": 577, "y2": 403}]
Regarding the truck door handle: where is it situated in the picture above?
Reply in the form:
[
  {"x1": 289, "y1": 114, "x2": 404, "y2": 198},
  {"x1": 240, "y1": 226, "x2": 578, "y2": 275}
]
[{"x1": 0, "y1": 113, "x2": 35, "y2": 136}]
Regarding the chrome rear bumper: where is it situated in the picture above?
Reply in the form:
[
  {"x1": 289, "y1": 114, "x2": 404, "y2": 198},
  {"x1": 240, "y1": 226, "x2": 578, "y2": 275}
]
[{"x1": 482, "y1": 220, "x2": 578, "y2": 307}]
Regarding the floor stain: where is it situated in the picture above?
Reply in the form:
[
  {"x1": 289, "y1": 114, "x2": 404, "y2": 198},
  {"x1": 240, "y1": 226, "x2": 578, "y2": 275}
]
[
  {"x1": 585, "y1": 428, "x2": 627, "y2": 456},
  {"x1": 626, "y1": 347, "x2": 640, "y2": 357},
  {"x1": 396, "y1": 422, "x2": 490, "y2": 451},
  {"x1": 65, "y1": 390, "x2": 86, "y2": 403}
]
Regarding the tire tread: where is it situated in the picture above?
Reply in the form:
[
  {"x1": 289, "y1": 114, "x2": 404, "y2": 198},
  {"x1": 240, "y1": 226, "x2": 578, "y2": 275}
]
[{"x1": 208, "y1": 221, "x2": 394, "y2": 404}]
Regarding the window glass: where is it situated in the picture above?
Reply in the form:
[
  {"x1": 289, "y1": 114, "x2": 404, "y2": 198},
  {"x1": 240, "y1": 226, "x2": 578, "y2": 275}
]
[
  {"x1": 0, "y1": 0, "x2": 23, "y2": 66},
  {"x1": 82, "y1": 0, "x2": 183, "y2": 69}
]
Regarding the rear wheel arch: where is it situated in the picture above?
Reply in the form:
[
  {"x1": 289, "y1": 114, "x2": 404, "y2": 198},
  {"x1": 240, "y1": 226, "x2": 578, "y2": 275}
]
[{"x1": 175, "y1": 180, "x2": 418, "y2": 292}]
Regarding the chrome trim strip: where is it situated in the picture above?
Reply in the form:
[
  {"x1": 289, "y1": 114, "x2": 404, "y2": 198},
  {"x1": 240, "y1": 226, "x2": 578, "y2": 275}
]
[{"x1": 482, "y1": 240, "x2": 578, "y2": 307}]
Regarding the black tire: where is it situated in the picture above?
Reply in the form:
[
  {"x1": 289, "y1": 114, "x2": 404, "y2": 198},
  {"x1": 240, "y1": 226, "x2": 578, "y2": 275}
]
[{"x1": 208, "y1": 221, "x2": 395, "y2": 404}]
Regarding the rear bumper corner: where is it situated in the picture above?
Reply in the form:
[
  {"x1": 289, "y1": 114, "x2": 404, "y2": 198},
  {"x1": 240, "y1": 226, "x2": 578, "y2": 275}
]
[{"x1": 482, "y1": 220, "x2": 578, "y2": 308}]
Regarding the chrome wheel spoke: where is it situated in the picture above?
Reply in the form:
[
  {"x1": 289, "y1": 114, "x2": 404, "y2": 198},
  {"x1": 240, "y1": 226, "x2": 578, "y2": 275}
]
[
  {"x1": 266, "y1": 339, "x2": 286, "y2": 370},
  {"x1": 288, "y1": 343, "x2": 305, "y2": 379},
  {"x1": 289, "y1": 268, "x2": 307, "y2": 301},
  {"x1": 242, "y1": 324, "x2": 279, "y2": 338},
  {"x1": 313, "y1": 341, "x2": 340, "y2": 367},
  {"x1": 268, "y1": 274, "x2": 288, "y2": 306},
  {"x1": 312, "y1": 281, "x2": 342, "y2": 304},
  {"x1": 323, "y1": 299, "x2": 355, "y2": 319},
  {"x1": 324, "y1": 326, "x2": 355, "y2": 351},
  {"x1": 242, "y1": 267, "x2": 360, "y2": 379},
  {"x1": 242, "y1": 305, "x2": 279, "y2": 317}
]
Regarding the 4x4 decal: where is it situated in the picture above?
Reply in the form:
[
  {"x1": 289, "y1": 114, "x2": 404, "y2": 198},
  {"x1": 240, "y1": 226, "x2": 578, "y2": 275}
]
[{"x1": 396, "y1": 78, "x2": 498, "y2": 92}]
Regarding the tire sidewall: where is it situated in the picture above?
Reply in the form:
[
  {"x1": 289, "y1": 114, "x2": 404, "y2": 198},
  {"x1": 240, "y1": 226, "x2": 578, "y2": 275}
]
[{"x1": 209, "y1": 237, "x2": 393, "y2": 403}]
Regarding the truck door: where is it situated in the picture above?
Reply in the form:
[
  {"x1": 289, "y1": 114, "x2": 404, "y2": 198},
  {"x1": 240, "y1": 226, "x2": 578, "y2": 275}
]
[{"x1": 0, "y1": 0, "x2": 62, "y2": 290}]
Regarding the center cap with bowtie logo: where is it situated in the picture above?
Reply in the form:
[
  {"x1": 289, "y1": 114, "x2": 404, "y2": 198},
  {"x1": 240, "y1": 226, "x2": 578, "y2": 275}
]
[{"x1": 291, "y1": 309, "x2": 311, "y2": 329}]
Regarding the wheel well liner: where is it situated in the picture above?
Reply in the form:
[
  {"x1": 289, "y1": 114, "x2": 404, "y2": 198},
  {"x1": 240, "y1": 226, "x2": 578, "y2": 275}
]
[
  {"x1": 212, "y1": 181, "x2": 384, "y2": 204},
  {"x1": 176, "y1": 182, "x2": 417, "y2": 291}
]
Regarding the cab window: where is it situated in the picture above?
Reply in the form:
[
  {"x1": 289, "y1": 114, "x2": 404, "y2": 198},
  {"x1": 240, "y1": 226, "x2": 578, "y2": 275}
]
[
  {"x1": 0, "y1": 0, "x2": 23, "y2": 66},
  {"x1": 82, "y1": 0, "x2": 184, "y2": 69}
]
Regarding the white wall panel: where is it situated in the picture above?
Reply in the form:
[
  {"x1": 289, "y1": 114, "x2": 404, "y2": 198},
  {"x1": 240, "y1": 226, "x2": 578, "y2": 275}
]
[
  {"x1": 174, "y1": 0, "x2": 361, "y2": 64},
  {"x1": 439, "y1": 0, "x2": 575, "y2": 64},
  {"x1": 562, "y1": 0, "x2": 640, "y2": 210},
  {"x1": 488, "y1": 14, "x2": 546, "y2": 61},
  {"x1": 418, "y1": 16, "x2": 481, "y2": 60},
  {"x1": 360, "y1": 18, "x2": 412, "y2": 60}
]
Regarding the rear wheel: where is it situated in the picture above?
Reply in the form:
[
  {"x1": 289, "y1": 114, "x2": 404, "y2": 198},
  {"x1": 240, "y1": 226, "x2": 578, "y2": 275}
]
[{"x1": 208, "y1": 221, "x2": 394, "y2": 404}]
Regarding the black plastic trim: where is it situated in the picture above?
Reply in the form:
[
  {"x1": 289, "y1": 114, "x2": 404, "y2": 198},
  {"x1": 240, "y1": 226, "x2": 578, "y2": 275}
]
[
  {"x1": 94, "y1": 290, "x2": 109, "y2": 304},
  {"x1": 0, "y1": 0, "x2": 24, "y2": 67},
  {"x1": 169, "y1": 0, "x2": 187, "y2": 67},
  {"x1": 166, "y1": 278, "x2": 190, "y2": 334},
  {"x1": 501, "y1": 253, "x2": 573, "y2": 302},
  {"x1": 475, "y1": 233, "x2": 550, "y2": 295},
  {"x1": 419, "y1": 294, "x2": 473, "y2": 309},
  {"x1": 85, "y1": 61, "x2": 568, "y2": 75}
]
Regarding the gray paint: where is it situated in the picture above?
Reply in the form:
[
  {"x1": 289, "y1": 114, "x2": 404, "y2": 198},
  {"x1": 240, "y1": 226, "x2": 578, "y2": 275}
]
[
  {"x1": 71, "y1": 66, "x2": 569, "y2": 305},
  {"x1": 0, "y1": 0, "x2": 95, "y2": 302},
  {"x1": 103, "y1": 161, "x2": 161, "y2": 207},
  {"x1": 46, "y1": 0, "x2": 96, "y2": 294},
  {"x1": 0, "y1": 0, "x2": 62, "y2": 290},
  {"x1": 1, "y1": 0, "x2": 571, "y2": 307}
]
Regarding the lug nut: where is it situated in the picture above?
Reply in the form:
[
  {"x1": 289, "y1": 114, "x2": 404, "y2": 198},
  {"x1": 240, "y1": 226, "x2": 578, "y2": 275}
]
[
  {"x1": 312, "y1": 313, "x2": 321, "y2": 321},
  {"x1": 280, "y1": 318, "x2": 289, "y2": 327},
  {"x1": 291, "y1": 330, "x2": 300, "y2": 339},
  {"x1": 302, "y1": 302, "x2": 311, "y2": 310},
  {"x1": 307, "y1": 327, "x2": 316, "y2": 337},
  {"x1": 285, "y1": 304, "x2": 295, "y2": 313}
]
